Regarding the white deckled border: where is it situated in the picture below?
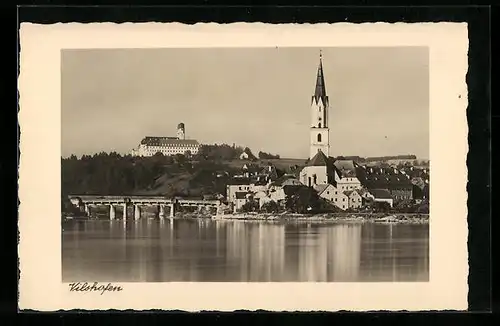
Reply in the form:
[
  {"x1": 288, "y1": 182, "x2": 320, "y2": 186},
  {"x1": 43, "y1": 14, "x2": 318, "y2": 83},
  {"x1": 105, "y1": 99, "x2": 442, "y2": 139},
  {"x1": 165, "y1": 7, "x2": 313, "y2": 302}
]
[{"x1": 18, "y1": 22, "x2": 469, "y2": 311}]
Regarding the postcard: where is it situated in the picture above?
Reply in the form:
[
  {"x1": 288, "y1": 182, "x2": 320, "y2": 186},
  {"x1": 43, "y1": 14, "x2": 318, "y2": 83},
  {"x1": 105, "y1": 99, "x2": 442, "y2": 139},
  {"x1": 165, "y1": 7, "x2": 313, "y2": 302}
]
[{"x1": 18, "y1": 22, "x2": 469, "y2": 311}]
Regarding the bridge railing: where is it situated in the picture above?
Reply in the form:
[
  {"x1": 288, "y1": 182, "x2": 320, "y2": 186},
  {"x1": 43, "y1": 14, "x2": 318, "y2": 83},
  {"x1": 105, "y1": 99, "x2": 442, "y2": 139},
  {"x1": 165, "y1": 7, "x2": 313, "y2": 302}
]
[{"x1": 69, "y1": 195, "x2": 220, "y2": 205}]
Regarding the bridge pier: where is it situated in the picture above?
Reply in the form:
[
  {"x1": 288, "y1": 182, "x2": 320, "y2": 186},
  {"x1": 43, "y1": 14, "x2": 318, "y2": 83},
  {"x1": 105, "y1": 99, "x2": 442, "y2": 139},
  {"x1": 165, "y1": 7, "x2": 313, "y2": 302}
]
[
  {"x1": 123, "y1": 203, "x2": 128, "y2": 220},
  {"x1": 84, "y1": 204, "x2": 90, "y2": 216},
  {"x1": 169, "y1": 203, "x2": 175, "y2": 218},
  {"x1": 110, "y1": 205, "x2": 116, "y2": 220},
  {"x1": 159, "y1": 205, "x2": 166, "y2": 219},
  {"x1": 134, "y1": 205, "x2": 141, "y2": 220}
]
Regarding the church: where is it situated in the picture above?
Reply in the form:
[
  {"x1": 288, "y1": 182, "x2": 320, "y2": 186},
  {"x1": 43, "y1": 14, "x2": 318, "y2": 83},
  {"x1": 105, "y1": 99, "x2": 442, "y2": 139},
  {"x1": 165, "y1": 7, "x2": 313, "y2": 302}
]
[{"x1": 299, "y1": 53, "x2": 366, "y2": 210}]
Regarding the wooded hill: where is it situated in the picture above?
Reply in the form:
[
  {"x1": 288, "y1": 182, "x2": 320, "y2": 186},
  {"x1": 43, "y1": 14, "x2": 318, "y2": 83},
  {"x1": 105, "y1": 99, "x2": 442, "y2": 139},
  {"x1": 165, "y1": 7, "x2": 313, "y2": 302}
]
[{"x1": 61, "y1": 144, "x2": 300, "y2": 199}]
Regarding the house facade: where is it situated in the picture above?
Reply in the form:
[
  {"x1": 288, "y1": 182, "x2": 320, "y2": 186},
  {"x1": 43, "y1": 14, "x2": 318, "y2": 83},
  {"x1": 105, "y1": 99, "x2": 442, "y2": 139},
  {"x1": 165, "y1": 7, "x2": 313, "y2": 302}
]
[
  {"x1": 234, "y1": 192, "x2": 251, "y2": 212},
  {"x1": 226, "y1": 179, "x2": 251, "y2": 204},
  {"x1": 344, "y1": 190, "x2": 363, "y2": 209},
  {"x1": 314, "y1": 184, "x2": 349, "y2": 210}
]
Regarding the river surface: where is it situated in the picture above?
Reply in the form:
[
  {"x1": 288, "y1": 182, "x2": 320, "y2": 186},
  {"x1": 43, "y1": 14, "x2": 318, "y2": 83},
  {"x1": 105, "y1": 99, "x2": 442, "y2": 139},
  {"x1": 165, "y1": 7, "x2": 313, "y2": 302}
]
[{"x1": 62, "y1": 218, "x2": 429, "y2": 282}]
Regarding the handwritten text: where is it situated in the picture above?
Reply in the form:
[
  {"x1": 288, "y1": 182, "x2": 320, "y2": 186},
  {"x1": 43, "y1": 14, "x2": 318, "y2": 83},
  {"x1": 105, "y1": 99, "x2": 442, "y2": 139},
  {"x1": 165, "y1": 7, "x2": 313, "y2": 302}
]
[{"x1": 68, "y1": 282, "x2": 123, "y2": 295}]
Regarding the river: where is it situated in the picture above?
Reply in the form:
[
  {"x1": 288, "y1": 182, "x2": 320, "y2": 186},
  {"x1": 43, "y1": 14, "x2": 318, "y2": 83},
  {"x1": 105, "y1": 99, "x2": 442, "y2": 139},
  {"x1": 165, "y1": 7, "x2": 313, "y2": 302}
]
[{"x1": 62, "y1": 218, "x2": 429, "y2": 282}]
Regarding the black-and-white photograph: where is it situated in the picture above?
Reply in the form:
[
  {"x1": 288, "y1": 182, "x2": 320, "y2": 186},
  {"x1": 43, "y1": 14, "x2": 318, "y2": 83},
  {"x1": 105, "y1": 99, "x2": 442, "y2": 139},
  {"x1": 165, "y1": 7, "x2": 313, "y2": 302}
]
[{"x1": 61, "y1": 46, "x2": 430, "y2": 283}]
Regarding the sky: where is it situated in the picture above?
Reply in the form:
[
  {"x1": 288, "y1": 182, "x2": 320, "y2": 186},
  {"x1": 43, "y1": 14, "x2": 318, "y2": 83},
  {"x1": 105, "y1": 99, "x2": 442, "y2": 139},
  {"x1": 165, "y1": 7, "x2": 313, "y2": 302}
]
[{"x1": 61, "y1": 47, "x2": 429, "y2": 159}]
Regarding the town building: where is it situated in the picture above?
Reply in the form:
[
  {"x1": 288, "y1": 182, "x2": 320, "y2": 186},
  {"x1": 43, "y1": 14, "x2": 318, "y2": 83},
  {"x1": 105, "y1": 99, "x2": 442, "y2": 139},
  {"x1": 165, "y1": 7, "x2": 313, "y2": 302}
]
[
  {"x1": 314, "y1": 184, "x2": 349, "y2": 210},
  {"x1": 358, "y1": 166, "x2": 414, "y2": 200},
  {"x1": 344, "y1": 190, "x2": 363, "y2": 210},
  {"x1": 234, "y1": 192, "x2": 252, "y2": 212},
  {"x1": 226, "y1": 178, "x2": 252, "y2": 204},
  {"x1": 368, "y1": 189, "x2": 394, "y2": 208},
  {"x1": 131, "y1": 122, "x2": 201, "y2": 157}
]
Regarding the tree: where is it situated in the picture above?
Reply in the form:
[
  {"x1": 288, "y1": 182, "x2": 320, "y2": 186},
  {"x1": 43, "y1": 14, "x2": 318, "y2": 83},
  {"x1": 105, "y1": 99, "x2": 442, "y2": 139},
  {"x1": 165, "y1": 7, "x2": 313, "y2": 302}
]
[
  {"x1": 174, "y1": 154, "x2": 186, "y2": 165},
  {"x1": 416, "y1": 199, "x2": 429, "y2": 214},
  {"x1": 373, "y1": 201, "x2": 391, "y2": 213},
  {"x1": 394, "y1": 199, "x2": 417, "y2": 213},
  {"x1": 285, "y1": 187, "x2": 323, "y2": 214},
  {"x1": 240, "y1": 200, "x2": 259, "y2": 213},
  {"x1": 261, "y1": 200, "x2": 279, "y2": 213},
  {"x1": 61, "y1": 195, "x2": 83, "y2": 216},
  {"x1": 258, "y1": 151, "x2": 280, "y2": 159}
]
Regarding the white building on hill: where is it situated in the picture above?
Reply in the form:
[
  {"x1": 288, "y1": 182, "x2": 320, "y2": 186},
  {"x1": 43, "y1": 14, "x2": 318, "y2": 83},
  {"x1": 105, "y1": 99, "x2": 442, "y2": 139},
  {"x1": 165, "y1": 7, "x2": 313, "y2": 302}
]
[{"x1": 131, "y1": 122, "x2": 201, "y2": 157}]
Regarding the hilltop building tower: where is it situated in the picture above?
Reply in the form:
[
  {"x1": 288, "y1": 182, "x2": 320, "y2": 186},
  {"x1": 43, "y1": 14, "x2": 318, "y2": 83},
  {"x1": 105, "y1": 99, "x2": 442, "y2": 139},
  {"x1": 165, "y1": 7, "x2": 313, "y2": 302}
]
[
  {"x1": 177, "y1": 122, "x2": 186, "y2": 140},
  {"x1": 310, "y1": 51, "x2": 330, "y2": 159}
]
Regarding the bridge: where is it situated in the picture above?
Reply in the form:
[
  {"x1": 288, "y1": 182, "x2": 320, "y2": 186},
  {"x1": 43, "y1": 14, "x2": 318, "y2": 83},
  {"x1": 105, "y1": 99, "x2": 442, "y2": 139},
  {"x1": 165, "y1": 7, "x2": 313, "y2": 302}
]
[{"x1": 68, "y1": 195, "x2": 221, "y2": 220}]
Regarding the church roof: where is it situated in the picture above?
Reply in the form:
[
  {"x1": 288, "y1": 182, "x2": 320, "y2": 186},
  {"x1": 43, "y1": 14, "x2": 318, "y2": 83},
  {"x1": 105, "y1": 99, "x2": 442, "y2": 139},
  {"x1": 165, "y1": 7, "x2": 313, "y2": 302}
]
[
  {"x1": 307, "y1": 150, "x2": 331, "y2": 167},
  {"x1": 313, "y1": 54, "x2": 329, "y2": 106}
]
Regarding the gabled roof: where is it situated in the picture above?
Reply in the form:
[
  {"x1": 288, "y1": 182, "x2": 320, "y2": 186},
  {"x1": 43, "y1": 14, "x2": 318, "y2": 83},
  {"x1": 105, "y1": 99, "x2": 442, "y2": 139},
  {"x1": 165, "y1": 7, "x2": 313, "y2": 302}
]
[
  {"x1": 313, "y1": 184, "x2": 330, "y2": 195},
  {"x1": 333, "y1": 160, "x2": 358, "y2": 177},
  {"x1": 343, "y1": 190, "x2": 354, "y2": 196},
  {"x1": 369, "y1": 189, "x2": 392, "y2": 199},
  {"x1": 271, "y1": 174, "x2": 302, "y2": 187},
  {"x1": 307, "y1": 150, "x2": 331, "y2": 167}
]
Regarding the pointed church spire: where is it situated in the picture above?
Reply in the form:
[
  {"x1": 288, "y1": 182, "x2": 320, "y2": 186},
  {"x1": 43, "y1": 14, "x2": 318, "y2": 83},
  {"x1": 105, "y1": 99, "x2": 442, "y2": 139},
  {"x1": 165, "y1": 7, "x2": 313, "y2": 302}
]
[{"x1": 313, "y1": 50, "x2": 328, "y2": 105}]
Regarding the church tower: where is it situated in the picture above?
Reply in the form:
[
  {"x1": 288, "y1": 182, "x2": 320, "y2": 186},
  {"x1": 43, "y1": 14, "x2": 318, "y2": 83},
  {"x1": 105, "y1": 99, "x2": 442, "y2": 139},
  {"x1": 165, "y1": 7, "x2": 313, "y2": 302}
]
[{"x1": 309, "y1": 51, "x2": 330, "y2": 159}]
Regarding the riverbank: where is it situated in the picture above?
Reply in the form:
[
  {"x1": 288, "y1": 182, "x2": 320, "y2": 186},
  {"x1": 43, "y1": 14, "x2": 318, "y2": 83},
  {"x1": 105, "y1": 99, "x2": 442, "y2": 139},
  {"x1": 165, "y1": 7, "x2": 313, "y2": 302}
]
[
  {"x1": 209, "y1": 212, "x2": 429, "y2": 224},
  {"x1": 62, "y1": 211, "x2": 429, "y2": 224}
]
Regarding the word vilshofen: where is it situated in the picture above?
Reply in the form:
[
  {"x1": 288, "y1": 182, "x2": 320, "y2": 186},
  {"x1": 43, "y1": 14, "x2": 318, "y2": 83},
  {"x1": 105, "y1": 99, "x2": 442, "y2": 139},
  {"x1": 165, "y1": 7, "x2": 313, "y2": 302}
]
[{"x1": 68, "y1": 282, "x2": 123, "y2": 295}]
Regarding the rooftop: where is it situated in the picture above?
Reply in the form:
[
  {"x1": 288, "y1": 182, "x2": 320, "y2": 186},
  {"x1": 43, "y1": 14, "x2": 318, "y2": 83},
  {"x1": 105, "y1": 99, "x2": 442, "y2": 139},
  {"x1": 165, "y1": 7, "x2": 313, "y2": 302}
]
[
  {"x1": 141, "y1": 137, "x2": 200, "y2": 146},
  {"x1": 271, "y1": 174, "x2": 302, "y2": 187},
  {"x1": 369, "y1": 188, "x2": 393, "y2": 199},
  {"x1": 313, "y1": 184, "x2": 330, "y2": 195},
  {"x1": 307, "y1": 150, "x2": 331, "y2": 167},
  {"x1": 343, "y1": 190, "x2": 354, "y2": 196},
  {"x1": 333, "y1": 159, "x2": 359, "y2": 177},
  {"x1": 283, "y1": 185, "x2": 307, "y2": 196}
]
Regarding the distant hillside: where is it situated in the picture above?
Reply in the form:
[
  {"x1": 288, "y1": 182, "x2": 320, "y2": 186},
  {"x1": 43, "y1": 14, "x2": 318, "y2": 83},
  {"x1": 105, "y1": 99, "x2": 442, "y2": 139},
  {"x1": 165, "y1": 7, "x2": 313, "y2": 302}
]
[
  {"x1": 337, "y1": 154, "x2": 418, "y2": 163},
  {"x1": 61, "y1": 150, "x2": 305, "y2": 198}
]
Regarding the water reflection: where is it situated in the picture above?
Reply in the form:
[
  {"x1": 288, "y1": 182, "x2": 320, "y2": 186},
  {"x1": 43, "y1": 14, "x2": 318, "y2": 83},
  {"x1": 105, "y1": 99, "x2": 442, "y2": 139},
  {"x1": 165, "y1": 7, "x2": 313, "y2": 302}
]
[{"x1": 62, "y1": 219, "x2": 429, "y2": 282}]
